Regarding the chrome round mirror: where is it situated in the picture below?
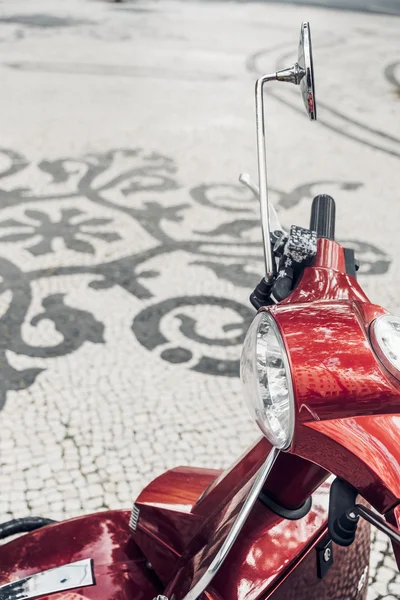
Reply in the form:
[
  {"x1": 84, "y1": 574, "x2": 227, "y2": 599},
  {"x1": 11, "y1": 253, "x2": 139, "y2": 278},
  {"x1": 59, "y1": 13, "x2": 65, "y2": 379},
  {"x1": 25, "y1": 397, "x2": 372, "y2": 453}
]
[{"x1": 298, "y1": 22, "x2": 316, "y2": 120}]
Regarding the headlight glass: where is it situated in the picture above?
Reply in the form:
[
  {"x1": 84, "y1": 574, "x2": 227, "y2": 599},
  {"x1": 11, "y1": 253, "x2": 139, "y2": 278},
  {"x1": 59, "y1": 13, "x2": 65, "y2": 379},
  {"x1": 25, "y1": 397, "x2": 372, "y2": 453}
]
[
  {"x1": 370, "y1": 315, "x2": 400, "y2": 380},
  {"x1": 240, "y1": 311, "x2": 295, "y2": 449}
]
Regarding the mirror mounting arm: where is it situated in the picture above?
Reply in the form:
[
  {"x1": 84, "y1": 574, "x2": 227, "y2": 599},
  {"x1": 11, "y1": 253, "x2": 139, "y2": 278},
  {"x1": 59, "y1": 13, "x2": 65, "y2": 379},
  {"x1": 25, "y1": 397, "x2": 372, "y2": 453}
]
[
  {"x1": 255, "y1": 73, "x2": 278, "y2": 282},
  {"x1": 254, "y1": 22, "x2": 316, "y2": 282},
  {"x1": 255, "y1": 67, "x2": 306, "y2": 281}
]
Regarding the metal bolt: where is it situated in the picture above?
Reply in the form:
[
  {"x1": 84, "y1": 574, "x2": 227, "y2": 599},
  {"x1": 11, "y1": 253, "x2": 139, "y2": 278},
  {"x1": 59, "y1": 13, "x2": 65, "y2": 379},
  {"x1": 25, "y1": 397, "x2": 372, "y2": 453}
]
[{"x1": 323, "y1": 547, "x2": 332, "y2": 562}]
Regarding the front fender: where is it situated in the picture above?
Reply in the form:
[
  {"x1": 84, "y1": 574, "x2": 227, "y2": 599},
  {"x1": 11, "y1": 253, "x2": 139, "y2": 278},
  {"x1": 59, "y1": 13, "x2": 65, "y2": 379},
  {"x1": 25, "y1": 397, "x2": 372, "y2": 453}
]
[
  {"x1": 294, "y1": 415, "x2": 400, "y2": 514},
  {"x1": 292, "y1": 415, "x2": 400, "y2": 566}
]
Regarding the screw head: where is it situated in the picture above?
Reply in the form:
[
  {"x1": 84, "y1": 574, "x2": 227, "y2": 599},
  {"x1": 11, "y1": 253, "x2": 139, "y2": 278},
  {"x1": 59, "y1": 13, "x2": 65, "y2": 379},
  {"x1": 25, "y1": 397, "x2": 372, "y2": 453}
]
[{"x1": 323, "y1": 547, "x2": 332, "y2": 562}]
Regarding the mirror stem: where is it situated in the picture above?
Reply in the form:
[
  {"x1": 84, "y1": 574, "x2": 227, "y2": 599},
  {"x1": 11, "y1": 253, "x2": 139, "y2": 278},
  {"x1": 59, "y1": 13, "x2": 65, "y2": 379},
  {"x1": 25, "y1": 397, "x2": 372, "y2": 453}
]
[
  {"x1": 255, "y1": 73, "x2": 277, "y2": 281},
  {"x1": 255, "y1": 66, "x2": 306, "y2": 280}
]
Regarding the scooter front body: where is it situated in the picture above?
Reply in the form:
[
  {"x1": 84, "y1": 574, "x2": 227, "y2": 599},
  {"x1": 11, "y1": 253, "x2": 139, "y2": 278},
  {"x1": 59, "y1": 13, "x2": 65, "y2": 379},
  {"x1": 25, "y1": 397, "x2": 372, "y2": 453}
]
[
  {"x1": 130, "y1": 237, "x2": 397, "y2": 600},
  {"x1": 0, "y1": 463, "x2": 371, "y2": 600},
  {"x1": 133, "y1": 459, "x2": 371, "y2": 600}
]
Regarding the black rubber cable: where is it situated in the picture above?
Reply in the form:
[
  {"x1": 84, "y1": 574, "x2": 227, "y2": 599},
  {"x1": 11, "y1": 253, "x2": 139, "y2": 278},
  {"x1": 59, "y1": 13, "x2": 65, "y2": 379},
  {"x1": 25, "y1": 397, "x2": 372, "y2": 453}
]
[{"x1": 0, "y1": 516, "x2": 57, "y2": 540}]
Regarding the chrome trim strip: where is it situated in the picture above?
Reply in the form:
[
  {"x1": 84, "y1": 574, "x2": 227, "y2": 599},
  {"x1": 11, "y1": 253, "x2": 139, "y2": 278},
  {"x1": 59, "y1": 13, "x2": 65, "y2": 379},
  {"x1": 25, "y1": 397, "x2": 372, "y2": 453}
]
[
  {"x1": 0, "y1": 558, "x2": 95, "y2": 600},
  {"x1": 182, "y1": 446, "x2": 280, "y2": 600}
]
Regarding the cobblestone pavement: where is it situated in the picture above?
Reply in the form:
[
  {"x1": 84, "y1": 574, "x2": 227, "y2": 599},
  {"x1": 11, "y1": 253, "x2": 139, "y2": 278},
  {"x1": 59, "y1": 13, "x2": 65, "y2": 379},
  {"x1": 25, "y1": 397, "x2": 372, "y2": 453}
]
[
  {"x1": 253, "y1": 0, "x2": 400, "y2": 16},
  {"x1": 0, "y1": 0, "x2": 399, "y2": 598},
  {"x1": 218, "y1": 0, "x2": 400, "y2": 17}
]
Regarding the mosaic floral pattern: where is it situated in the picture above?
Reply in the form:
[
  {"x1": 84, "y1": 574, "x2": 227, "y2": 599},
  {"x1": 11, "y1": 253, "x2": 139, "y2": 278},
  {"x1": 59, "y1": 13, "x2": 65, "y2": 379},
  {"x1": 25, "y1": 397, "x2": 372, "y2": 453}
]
[
  {"x1": 0, "y1": 208, "x2": 121, "y2": 255},
  {"x1": 0, "y1": 146, "x2": 391, "y2": 409}
]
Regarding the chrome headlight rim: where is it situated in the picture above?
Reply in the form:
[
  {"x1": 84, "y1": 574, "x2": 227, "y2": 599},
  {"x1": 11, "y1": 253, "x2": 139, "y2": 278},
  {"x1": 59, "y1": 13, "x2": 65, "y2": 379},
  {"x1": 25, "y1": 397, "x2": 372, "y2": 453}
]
[
  {"x1": 370, "y1": 314, "x2": 400, "y2": 381},
  {"x1": 241, "y1": 309, "x2": 295, "y2": 451},
  {"x1": 263, "y1": 311, "x2": 295, "y2": 450}
]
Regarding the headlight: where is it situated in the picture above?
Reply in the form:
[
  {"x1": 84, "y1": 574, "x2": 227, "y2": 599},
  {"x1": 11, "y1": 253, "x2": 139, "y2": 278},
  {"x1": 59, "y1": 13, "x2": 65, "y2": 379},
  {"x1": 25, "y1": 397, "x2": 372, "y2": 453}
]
[
  {"x1": 240, "y1": 311, "x2": 295, "y2": 449},
  {"x1": 370, "y1": 315, "x2": 400, "y2": 380}
]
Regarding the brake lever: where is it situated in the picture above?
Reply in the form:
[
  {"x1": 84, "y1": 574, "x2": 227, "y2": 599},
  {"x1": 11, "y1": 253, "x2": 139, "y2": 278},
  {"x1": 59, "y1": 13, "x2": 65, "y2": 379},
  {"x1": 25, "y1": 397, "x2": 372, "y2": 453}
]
[
  {"x1": 239, "y1": 172, "x2": 286, "y2": 237},
  {"x1": 239, "y1": 172, "x2": 260, "y2": 199}
]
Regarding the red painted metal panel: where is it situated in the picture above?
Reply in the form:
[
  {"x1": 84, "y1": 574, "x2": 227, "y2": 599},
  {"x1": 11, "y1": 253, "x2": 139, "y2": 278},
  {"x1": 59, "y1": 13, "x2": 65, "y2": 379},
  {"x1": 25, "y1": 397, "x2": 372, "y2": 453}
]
[
  {"x1": 270, "y1": 302, "x2": 399, "y2": 423},
  {"x1": 296, "y1": 416, "x2": 400, "y2": 512},
  {"x1": 135, "y1": 466, "x2": 220, "y2": 582}
]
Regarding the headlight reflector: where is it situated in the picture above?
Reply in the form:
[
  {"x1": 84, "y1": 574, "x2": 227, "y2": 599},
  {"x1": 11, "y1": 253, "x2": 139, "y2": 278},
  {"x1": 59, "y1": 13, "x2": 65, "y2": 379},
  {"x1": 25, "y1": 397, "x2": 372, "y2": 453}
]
[
  {"x1": 370, "y1": 315, "x2": 400, "y2": 380},
  {"x1": 240, "y1": 311, "x2": 295, "y2": 449}
]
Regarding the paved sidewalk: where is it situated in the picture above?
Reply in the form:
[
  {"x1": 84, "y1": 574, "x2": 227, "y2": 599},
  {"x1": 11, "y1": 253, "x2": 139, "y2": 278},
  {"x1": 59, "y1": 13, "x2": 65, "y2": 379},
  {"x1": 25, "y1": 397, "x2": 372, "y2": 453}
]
[
  {"x1": 0, "y1": 1, "x2": 399, "y2": 598},
  {"x1": 246, "y1": 0, "x2": 400, "y2": 16}
]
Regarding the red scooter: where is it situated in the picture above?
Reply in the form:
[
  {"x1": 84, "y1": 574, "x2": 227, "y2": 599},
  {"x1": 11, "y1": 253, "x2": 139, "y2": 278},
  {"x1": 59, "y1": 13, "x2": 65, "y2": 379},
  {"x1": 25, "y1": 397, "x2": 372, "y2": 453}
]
[{"x1": 0, "y1": 22, "x2": 399, "y2": 600}]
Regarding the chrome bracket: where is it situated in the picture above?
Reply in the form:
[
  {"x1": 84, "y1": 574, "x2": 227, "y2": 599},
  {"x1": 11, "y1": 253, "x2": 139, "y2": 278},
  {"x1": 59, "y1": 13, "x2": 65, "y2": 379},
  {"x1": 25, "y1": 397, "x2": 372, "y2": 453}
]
[{"x1": 276, "y1": 62, "x2": 305, "y2": 85}]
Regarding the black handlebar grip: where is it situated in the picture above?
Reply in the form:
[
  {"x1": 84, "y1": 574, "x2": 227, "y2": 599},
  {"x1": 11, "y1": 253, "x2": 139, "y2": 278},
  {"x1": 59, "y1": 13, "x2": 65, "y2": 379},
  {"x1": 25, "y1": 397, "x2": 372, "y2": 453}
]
[{"x1": 310, "y1": 194, "x2": 336, "y2": 240}]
